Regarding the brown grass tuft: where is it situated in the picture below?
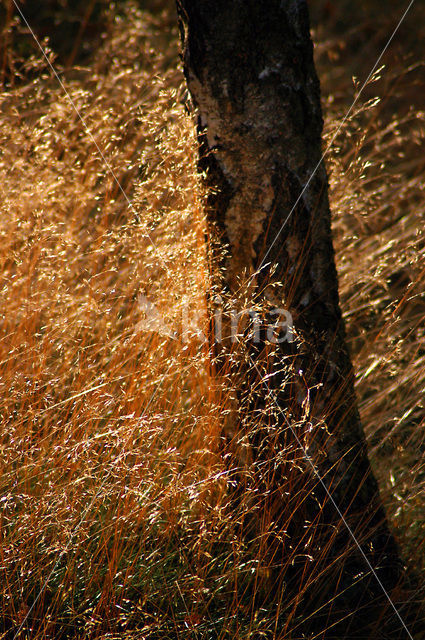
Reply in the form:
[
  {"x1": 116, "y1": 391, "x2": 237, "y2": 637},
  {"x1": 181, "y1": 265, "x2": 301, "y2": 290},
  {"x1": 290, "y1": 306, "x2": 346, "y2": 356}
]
[{"x1": 0, "y1": 1, "x2": 424, "y2": 638}]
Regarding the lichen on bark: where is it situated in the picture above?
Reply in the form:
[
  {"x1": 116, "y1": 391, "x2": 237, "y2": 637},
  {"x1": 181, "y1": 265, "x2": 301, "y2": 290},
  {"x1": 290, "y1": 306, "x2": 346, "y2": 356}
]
[{"x1": 176, "y1": 0, "x2": 413, "y2": 636}]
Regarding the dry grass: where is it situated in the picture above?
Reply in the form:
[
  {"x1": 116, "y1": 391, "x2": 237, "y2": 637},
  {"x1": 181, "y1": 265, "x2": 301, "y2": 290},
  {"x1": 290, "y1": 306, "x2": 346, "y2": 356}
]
[
  {"x1": 319, "y1": 63, "x2": 425, "y2": 579},
  {"x1": 0, "y1": 1, "x2": 424, "y2": 638}
]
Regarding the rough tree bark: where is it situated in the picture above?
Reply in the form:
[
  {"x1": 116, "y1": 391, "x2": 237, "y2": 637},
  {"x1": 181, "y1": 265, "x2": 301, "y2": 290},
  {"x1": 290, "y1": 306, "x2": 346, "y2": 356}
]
[{"x1": 176, "y1": 1, "x2": 413, "y2": 638}]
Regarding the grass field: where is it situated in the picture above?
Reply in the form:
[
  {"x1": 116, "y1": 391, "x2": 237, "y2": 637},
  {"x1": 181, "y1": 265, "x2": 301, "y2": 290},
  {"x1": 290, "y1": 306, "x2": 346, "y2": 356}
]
[{"x1": 0, "y1": 1, "x2": 424, "y2": 638}]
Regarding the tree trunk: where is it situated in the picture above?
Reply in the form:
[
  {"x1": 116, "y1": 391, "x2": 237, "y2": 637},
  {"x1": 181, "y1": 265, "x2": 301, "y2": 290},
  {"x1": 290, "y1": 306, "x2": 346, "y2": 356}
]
[{"x1": 176, "y1": 1, "x2": 413, "y2": 637}]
